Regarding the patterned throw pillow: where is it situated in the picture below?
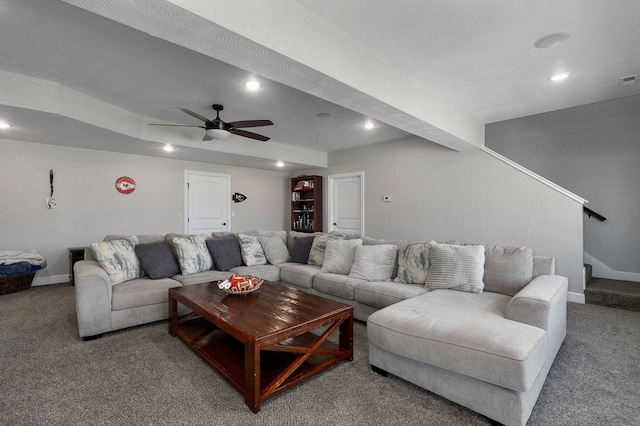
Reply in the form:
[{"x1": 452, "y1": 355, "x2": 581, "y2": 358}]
[
  {"x1": 238, "y1": 234, "x2": 267, "y2": 267},
  {"x1": 173, "y1": 235, "x2": 213, "y2": 275},
  {"x1": 90, "y1": 239, "x2": 143, "y2": 285},
  {"x1": 394, "y1": 242, "x2": 430, "y2": 284},
  {"x1": 321, "y1": 239, "x2": 363, "y2": 274},
  {"x1": 425, "y1": 241, "x2": 485, "y2": 293},
  {"x1": 348, "y1": 244, "x2": 397, "y2": 282},
  {"x1": 257, "y1": 235, "x2": 290, "y2": 265},
  {"x1": 308, "y1": 234, "x2": 344, "y2": 266}
]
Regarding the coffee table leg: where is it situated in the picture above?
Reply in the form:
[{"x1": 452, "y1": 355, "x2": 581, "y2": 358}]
[
  {"x1": 340, "y1": 312, "x2": 354, "y2": 361},
  {"x1": 168, "y1": 291, "x2": 177, "y2": 336},
  {"x1": 244, "y1": 343, "x2": 261, "y2": 413}
]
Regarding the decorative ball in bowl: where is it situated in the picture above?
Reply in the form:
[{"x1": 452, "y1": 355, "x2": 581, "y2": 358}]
[{"x1": 218, "y1": 274, "x2": 263, "y2": 295}]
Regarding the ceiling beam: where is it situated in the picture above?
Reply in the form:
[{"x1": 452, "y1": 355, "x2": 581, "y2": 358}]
[{"x1": 62, "y1": 0, "x2": 484, "y2": 151}]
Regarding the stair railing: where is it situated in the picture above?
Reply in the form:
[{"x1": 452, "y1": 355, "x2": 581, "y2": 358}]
[{"x1": 584, "y1": 206, "x2": 606, "y2": 221}]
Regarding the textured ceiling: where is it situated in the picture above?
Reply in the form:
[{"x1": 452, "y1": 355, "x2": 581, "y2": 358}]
[{"x1": 1, "y1": 0, "x2": 638, "y2": 170}]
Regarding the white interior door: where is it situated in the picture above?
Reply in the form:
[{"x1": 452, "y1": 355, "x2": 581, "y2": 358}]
[
  {"x1": 185, "y1": 171, "x2": 230, "y2": 234},
  {"x1": 329, "y1": 172, "x2": 364, "y2": 235}
]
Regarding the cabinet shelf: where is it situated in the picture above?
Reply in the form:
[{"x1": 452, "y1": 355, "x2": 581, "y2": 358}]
[{"x1": 291, "y1": 176, "x2": 322, "y2": 233}]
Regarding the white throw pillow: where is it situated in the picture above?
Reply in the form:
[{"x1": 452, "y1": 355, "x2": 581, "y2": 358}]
[
  {"x1": 173, "y1": 235, "x2": 214, "y2": 275},
  {"x1": 321, "y1": 239, "x2": 363, "y2": 274},
  {"x1": 425, "y1": 241, "x2": 485, "y2": 293},
  {"x1": 348, "y1": 244, "x2": 397, "y2": 282}
]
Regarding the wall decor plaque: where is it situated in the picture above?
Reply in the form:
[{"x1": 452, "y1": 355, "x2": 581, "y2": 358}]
[{"x1": 115, "y1": 176, "x2": 136, "y2": 194}]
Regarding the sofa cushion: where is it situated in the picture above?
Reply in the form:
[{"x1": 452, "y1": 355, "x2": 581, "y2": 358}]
[
  {"x1": 135, "y1": 241, "x2": 181, "y2": 279},
  {"x1": 173, "y1": 235, "x2": 213, "y2": 275},
  {"x1": 425, "y1": 242, "x2": 484, "y2": 293},
  {"x1": 313, "y1": 273, "x2": 366, "y2": 300},
  {"x1": 321, "y1": 238, "x2": 363, "y2": 274},
  {"x1": 308, "y1": 234, "x2": 345, "y2": 266},
  {"x1": 238, "y1": 234, "x2": 267, "y2": 266},
  {"x1": 348, "y1": 244, "x2": 397, "y2": 282},
  {"x1": 287, "y1": 230, "x2": 322, "y2": 253},
  {"x1": 279, "y1": 263, "x2": 322, "y2": 289},
  {"x1": 356, "y1": 281, "x2": 429, "y2": 309},
  {"x1": 394, "y1": 242, "x2": 430, "y2": 284},
  {"x1": 206, "y1": 234, "x2": 243, "y2": 271},
  {"x1": 111, "y1": 277, "x2": 181, "y2": 310},
  {"x1": 229, "y1": 264, "x2": 281, "y2": 282},
  {"x1": 90, "y1": 238, "x2": 143, "y2": 285},
  {"x1": 483, "y1": 245, "x2": 534, "y2": 296},
  {"x1": 367, "y1": 290, "x2": 548, "y2": 392},
  {"x1": 258, "y1": 235, "x2": 290, "y2": 265},
  {"x1": 171, "y1": 270, "x2": 232, "y2": 286},
  {"x1": 290, "y1": 235, "x2": 315, "y2": 263}
]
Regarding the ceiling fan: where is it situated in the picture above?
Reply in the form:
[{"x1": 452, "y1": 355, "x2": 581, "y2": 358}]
[{"x1": 149, "y1": 104, "x2": 273, "y2": 141}]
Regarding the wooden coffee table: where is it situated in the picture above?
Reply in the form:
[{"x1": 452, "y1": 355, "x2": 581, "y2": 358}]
[{"x1": 168, "y1": 280, "x2": 353, "y2": 413}]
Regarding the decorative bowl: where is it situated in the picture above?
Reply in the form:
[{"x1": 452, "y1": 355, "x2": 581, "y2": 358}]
[{"x1": 218, "y1": 274, "x2": 263, "y2": 295}]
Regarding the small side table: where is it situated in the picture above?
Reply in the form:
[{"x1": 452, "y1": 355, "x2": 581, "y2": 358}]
[{"x1": 68, "y1": 247, "x2": 85, "y2": 286}]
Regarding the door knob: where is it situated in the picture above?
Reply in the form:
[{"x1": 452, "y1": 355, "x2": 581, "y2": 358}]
[
  {"x1": 333, "y1": 223, "x2": 337, "y2": 226},
  {"x1": 222, "y1": 223, "x2": 227, "y2": 226}
]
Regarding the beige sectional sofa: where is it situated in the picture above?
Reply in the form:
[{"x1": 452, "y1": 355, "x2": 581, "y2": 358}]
[{"x1": 74, "y1": 230, "x2": 567, "y2": 426}]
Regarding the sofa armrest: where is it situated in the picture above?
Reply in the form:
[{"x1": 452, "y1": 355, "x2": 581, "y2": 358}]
[
  {"x1": 506, "y1": 274, "x2": 568, "y2": 331},
  {"x1": 74, "y1": 260, "x2": 113, "y2": 338}
]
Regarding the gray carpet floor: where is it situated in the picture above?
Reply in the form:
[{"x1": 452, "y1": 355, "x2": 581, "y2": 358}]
[{"x1": 1, "y1": 284, "x2": 638, "y2": 425}]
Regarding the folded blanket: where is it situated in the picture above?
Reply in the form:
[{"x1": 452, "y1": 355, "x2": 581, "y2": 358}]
[{"x1": 0, "y1": 250, "x2": 46, "y2": 266}]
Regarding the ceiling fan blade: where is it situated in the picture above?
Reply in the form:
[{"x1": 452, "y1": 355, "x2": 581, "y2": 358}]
[
  {"x1": 202, "y1": 134, "x2": 213, "y2": 141},
  {"x1": 227, "y1": 119, "x2": 273, "y2": 129},
  {"x1": 178, "y1": 108, "x2": 212, "y2": 123},
  {"x1": 148, "y1": 123, "x2": 205, "y2": 128},
  {"x1": 230, "y1": 128, "x2": 270, "y2": 141}
]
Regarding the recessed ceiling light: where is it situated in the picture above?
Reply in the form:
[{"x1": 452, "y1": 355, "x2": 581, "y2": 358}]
[
  {"x1": 163, "y1": 144, "x2": 174, "y2": 152},
  {"x1": 534, "y1": 32, "x2": 569, "y2": 49},
  {"x1": 550, "y1": 72, "x2": 571, "y2": 82},
  {"x1": 276, "y1": 161, "x2": 284, "y2": 167},
  {"x1": 0, "y1": 121, "x2": 11, "y2": 129},
  {"x1": 316, "y1": 112, "x2": 331, "y2": 118},
  {"x1": 245, "y1": 80, "x2": 260, "y2": 91},
  {"x1": 364, "y1": 120, "x2": 375, "y2": 129}
]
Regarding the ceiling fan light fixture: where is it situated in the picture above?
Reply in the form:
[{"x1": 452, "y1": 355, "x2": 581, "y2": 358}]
[{"x1": 206, "y1": 128, "x2": 231, "y2": 139}]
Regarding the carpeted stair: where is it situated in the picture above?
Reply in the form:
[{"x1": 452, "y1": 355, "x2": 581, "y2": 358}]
[{"x1": 584, "y1": 264, "x2": 640, "y2": 311}]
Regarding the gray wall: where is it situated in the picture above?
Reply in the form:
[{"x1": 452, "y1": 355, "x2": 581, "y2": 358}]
[
  {"x1": 0, "y1": 139, "x2": 289, "y2": 282},
  {"x1": 486, "y1": 94, "x2": 640, "y2": 276},
  {"x1": 298, "y1": 136, "x2": 584, "y2": 295}
]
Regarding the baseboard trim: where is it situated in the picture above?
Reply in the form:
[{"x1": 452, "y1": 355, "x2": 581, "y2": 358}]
[
  {"x1": 584, "y1": 252, "x2": 640, "y2": 282},
  {"x1": 568, "y1": 291, "x2": 585, "y2": 304},
  {"x1": 32, "y1": 274, "x2": 70, "y2": 286}
]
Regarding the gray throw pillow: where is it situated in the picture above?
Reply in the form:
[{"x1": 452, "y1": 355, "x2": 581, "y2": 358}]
[
  {"x1": 290, "y1": 235, "x2": 315, "y2": 263},
  {"x1": 482, "y1": 245, "x2": 533, "y2": 296},
  {"x1": 206, "y1": 234, "x2": 243, "y2": 271},
  {"x1": 258, "y1": 235, "x2": 290, "y2": 265},
  {"x1": 348, "y1": 244, "x2": 397, "y2": 282},
  {"x1": 308, "y1": 234, "x2": 344, "y2": 266},
  {"x1": 135, "y1": 241, "x2": 181, "y2": 279},
  {"x1": 321, "y1": 239, "x2": 362, "y2": 274},
  {"x1": 425, "y1": 242, "x2": 485, "y2": 293}
]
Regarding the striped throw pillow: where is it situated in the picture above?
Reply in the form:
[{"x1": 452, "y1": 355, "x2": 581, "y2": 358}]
[{"x1": 425, "y1": 242, "x2": 485, "y2": 293}]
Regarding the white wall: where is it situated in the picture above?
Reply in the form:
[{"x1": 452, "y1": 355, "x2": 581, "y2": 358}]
[
  {"x1": 299, "y1": 136, "x2": 584, "y2": 295},
  {"x1": 0, "y1": 139, "x2": 289, "y2": 283},
  {"x1": 486, "y1": 95, "x2": 640, "y2": 277}
]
